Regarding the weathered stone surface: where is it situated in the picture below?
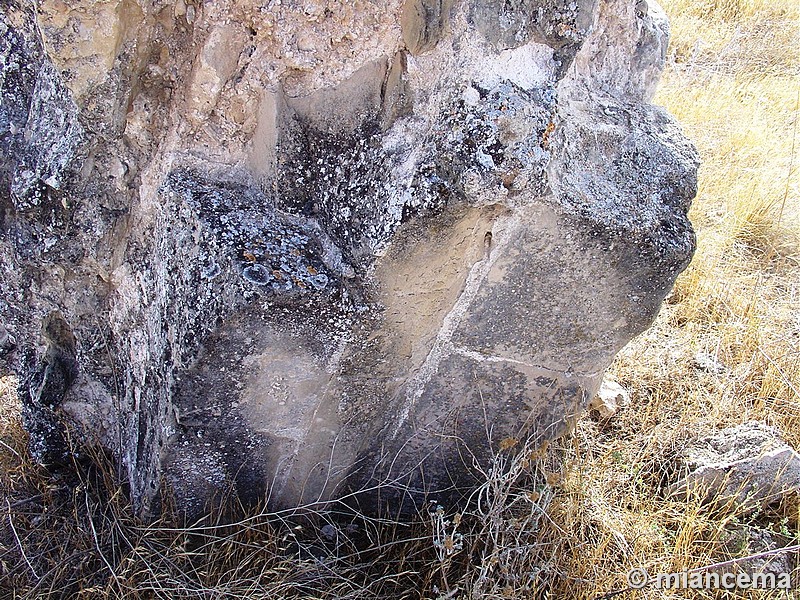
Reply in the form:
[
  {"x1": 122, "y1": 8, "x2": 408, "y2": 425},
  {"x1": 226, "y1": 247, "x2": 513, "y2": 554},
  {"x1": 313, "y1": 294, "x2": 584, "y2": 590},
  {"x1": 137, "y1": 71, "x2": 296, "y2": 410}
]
[
  {"x1": 402, "y1": 0, "x2": 454, "y2": 55},
  {"x1": 670, "y1": 422, "x2": 800, "y2": 512},
  {"x1": 0, "y1": 0, "x2": 698, "y2": 516},
  {"x1": 589, "y1": 378, "x2": 630, "y2": 418},
  {"x1": 0, "y1": 3, "x2": 84, "y2": 211},
  {"x1": 720, "y1": 527, "x2": 797, "y2": 578}
]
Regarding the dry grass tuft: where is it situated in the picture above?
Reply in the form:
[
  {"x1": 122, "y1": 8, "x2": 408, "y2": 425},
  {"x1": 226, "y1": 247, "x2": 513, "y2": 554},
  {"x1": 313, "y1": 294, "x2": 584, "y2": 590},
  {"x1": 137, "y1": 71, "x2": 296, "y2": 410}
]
[
  {"x1": 0, "y1": 374, "x2": 555, "y2": 599},
  {"x1": 665, "y1": 0, "x2": 800, "y2": 76}
]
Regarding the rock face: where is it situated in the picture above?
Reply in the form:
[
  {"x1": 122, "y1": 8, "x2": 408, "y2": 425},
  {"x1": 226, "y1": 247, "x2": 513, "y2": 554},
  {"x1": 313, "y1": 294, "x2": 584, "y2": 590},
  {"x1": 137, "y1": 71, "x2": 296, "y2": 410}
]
[{"x1": 0, "y1": 0, "x2": 697, "y2": 515}]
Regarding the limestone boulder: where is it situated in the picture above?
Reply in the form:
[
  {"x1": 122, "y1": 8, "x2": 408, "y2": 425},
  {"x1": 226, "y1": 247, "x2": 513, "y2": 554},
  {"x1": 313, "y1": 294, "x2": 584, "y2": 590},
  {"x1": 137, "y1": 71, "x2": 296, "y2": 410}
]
[
  {"x1": 670, "y1": 422, "x2": 800, "y2": 512},
  {"x1": 0, "y1": 0, "x2": 698, "y2": 515}
]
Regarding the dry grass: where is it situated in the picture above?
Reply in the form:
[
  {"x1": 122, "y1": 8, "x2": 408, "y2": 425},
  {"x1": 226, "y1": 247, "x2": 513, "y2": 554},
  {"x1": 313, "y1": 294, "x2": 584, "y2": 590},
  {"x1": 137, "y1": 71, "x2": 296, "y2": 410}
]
[
  {"x1": 0, "y1": 375, "x2": 557, "y2": 599},
  {"x1": 0, "y1": 377, "x2": 420, "y2": 599},
  {"x1": 2, "y1": 0, "x2": 800, "y2": 597}
]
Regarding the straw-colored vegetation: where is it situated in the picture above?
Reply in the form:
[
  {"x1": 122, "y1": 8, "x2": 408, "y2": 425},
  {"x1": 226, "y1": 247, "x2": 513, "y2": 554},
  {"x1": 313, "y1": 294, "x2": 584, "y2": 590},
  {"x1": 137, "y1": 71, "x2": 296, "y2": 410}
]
[{"x1": 1, "y1": 0, "x2": 798, "y2": 597}]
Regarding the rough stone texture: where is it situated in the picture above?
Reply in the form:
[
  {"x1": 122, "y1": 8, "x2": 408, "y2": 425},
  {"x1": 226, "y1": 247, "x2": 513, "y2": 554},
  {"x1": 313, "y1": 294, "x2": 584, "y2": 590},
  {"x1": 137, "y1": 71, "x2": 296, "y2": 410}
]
[
  {"x1": 0, "y1": 0, "x2": 698, "y2": 516},
  {"x1": 670, "y1": 422, "x2": 800, "y2": 512},
  {"x1": 720, "y1": 527, "x2": 797, "y2": 579},
  {"x1": 589, "y1": 378, "x2": 630, "y2": 418}
]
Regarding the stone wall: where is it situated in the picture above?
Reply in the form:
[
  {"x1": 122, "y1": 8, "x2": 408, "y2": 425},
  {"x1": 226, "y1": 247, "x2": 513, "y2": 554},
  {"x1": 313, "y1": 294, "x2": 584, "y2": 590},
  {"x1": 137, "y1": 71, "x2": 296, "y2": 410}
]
[{"x1": 0, "y1": 0, "x2": 697, "y2": 515}]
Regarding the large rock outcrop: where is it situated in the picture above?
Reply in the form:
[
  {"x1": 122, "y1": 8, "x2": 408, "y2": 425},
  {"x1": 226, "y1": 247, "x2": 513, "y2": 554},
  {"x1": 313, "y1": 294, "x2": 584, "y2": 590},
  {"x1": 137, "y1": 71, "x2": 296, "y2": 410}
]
[{"x1": 0, "y1": 0, "x2": 697, "y2": 515}]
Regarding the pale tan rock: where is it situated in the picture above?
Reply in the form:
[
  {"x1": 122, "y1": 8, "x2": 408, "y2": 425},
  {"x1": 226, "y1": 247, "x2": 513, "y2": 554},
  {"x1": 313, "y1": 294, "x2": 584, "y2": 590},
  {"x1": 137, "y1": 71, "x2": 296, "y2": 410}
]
[
  {"x1": 37, "y1": 0, "x2": 143, "y2": 100},
  {"x1": 296, "y1": 33, "x2": 316, "y2": 53},
  {"x1": 185, "y1": 23, "x2": 249, "y2": 127},
  {"x1": 174, "y1": 0, "x2": 187, "y2": 19},
  {"x1": 590, "y1": 379, "x2": 631, "y2": 418}
]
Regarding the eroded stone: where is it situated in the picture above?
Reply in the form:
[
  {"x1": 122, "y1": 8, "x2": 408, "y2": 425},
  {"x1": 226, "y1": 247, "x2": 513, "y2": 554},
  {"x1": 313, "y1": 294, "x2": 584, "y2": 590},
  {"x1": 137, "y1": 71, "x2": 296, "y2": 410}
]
[
  {"x1": 670, "y1": 422, "x2": 800, "y2": 512},
  {"x1": 0, "y1": 0, "x2": 698, "y2": 517}
]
